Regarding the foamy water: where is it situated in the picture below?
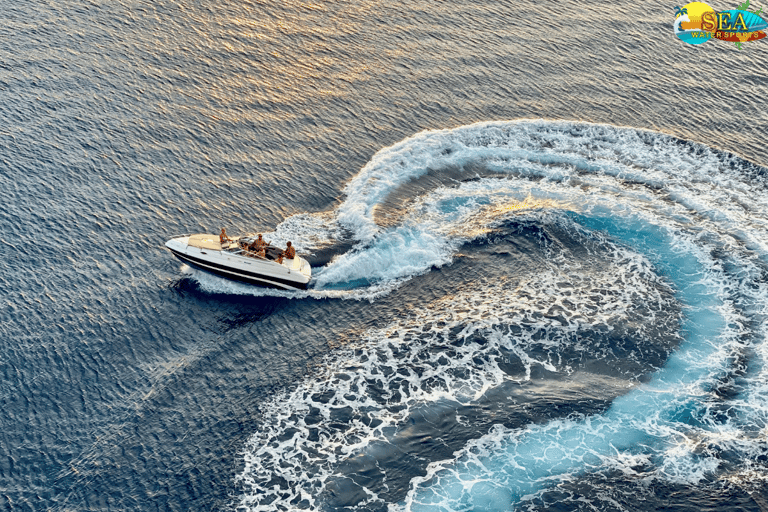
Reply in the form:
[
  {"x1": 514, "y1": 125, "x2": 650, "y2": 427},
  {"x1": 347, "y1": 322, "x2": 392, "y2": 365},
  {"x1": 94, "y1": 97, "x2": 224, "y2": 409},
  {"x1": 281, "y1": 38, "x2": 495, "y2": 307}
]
[{"x1": 232, "y1": 121, "x2": 768, "y2": 510}]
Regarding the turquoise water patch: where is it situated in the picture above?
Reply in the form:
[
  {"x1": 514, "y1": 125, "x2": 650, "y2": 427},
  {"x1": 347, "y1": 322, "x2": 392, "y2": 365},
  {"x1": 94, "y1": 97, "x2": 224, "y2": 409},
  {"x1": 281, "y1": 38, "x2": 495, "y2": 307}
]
[{"x1": 404, "y1": 210, "x2": 734, "y2": 511}]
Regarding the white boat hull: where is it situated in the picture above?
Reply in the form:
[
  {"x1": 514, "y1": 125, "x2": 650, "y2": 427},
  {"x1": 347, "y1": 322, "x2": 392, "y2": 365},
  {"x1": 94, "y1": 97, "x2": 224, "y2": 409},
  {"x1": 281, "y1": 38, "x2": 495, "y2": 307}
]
[{"x1": 165, "y1": 235, "x2": 312, "y2": 290}]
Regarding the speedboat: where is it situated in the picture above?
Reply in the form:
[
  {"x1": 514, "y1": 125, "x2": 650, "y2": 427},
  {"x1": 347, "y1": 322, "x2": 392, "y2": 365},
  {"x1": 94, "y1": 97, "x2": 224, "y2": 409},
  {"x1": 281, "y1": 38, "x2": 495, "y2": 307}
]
[{"x1": 165, "y1": 234, "x2": 312, "y2": 290}]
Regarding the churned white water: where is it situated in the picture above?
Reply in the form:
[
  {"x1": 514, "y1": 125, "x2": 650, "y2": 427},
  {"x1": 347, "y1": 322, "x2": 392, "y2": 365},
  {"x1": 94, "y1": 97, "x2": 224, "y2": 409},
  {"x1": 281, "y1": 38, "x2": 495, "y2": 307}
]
[{"x1": 233, "y1": 121, "x2": 768, "y2": 510}]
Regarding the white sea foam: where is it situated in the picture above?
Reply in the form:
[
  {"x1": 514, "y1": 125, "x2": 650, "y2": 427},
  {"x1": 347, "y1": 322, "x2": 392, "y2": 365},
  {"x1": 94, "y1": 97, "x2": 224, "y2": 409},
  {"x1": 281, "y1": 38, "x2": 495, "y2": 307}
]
[
  {"x1": 235, "y1": 215, "x2": 681, "y2": 511},
  {"x1": 234, "y1": 120, "x2": 768, "y2": 510}
]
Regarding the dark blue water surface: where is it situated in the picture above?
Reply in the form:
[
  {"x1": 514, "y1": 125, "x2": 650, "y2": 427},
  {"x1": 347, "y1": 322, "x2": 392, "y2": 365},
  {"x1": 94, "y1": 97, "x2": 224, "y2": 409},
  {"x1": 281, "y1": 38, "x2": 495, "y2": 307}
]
[{"x1": 2, "y1": 0, "x2": 768, "y2": 511}]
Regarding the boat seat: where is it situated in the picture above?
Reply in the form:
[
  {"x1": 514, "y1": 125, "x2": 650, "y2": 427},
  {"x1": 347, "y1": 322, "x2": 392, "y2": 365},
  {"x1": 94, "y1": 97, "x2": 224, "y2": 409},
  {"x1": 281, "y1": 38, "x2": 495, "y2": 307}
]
[{"x1": 265, "y1": 246, "x2": 283, "y2": 261}]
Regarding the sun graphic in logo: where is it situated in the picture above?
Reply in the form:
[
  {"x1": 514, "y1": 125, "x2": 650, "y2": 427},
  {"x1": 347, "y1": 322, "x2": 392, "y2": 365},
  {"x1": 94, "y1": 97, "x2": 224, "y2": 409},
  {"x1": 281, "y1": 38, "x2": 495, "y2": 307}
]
[{"x1": 674, "y1": 2, "x2": 717, "y2": 44}]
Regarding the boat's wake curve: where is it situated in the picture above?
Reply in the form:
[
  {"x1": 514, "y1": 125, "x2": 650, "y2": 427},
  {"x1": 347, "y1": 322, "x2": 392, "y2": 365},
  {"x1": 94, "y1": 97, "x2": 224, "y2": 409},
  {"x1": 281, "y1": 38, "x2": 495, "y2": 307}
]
[{"x1": 231, "y1": 120, "x2": 768, "y2": 511}]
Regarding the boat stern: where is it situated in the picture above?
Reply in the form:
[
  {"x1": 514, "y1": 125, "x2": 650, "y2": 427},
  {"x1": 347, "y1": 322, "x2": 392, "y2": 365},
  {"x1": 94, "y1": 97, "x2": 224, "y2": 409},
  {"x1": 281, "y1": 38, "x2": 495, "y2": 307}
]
[{"x1": 297, "y1": 257, "x2": 312, "y2": 281}]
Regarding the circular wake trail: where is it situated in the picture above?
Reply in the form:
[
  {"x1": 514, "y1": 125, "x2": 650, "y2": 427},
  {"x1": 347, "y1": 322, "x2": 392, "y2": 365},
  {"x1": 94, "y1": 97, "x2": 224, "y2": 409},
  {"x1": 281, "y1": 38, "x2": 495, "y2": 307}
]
[{"x1": 234, "y1": 120, "x2": 768, "y2": 511}]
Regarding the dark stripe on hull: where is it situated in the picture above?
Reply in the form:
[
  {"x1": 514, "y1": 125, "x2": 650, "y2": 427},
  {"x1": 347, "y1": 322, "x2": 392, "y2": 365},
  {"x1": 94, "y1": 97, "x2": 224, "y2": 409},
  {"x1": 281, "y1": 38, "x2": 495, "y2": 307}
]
[{"x1": 169, "y1": 249, "x2": 309, "y2": 290}]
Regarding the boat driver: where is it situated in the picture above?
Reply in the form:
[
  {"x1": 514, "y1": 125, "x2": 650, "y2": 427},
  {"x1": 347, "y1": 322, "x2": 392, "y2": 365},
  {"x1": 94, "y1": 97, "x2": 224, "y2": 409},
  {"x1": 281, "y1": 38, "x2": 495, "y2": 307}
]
[
  {"x1": 282, "y1": 241, "x2": 296, "y2": 260},
  {"x1": 254, "y1": 234, "x2": 267, "y2": 249},
  {"x1": 219, "y1": 228, "x2": 232, "y2": 244}
]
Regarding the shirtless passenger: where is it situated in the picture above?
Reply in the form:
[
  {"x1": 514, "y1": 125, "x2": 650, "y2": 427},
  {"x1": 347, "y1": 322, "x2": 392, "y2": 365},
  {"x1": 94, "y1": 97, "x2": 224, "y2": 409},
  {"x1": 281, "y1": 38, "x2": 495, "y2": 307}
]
[{"x1": 282, "y1": 241, "x2": 296, "y2": 260}]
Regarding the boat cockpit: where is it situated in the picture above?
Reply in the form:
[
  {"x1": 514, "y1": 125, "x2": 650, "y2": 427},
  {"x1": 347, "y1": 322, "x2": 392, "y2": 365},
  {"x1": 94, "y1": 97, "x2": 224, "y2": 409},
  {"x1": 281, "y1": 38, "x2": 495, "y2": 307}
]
[{"x1": 225, "y1": 237, "x2": 284, "y2": 262}]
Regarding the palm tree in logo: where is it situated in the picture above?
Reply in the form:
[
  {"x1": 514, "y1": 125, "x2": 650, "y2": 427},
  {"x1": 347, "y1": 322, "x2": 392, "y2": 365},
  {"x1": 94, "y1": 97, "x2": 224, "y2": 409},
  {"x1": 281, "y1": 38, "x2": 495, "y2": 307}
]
[
  {"x1": 738, "y1": 0, "x2": 764, "y2": 14},
  {"x1": 674, "y1": 6, "x2": 688, "y2": 17}
]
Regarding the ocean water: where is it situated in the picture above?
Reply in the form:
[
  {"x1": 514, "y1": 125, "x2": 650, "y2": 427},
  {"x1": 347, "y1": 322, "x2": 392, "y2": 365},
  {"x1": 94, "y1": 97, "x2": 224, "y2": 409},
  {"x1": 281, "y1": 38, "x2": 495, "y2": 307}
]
[{"x1": 1, "y1": 0, "x2": 767, "y2": 511}]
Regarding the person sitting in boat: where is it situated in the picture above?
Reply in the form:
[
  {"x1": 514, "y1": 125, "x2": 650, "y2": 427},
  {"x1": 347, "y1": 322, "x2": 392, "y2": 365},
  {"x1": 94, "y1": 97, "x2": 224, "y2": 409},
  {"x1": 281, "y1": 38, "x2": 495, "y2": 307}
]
[
  {"x1": 254, "y1": 234, "x2": 267, "y2": 249},
  {"x1": 219, "y1": 228, "x2": 232, "y2": 244},
  {"x1": 282, "y1": 241, "x2": 296, "y2": 260},
  {"x1": 255, "y1": 247, "x2": 266, "y2": 259}
]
